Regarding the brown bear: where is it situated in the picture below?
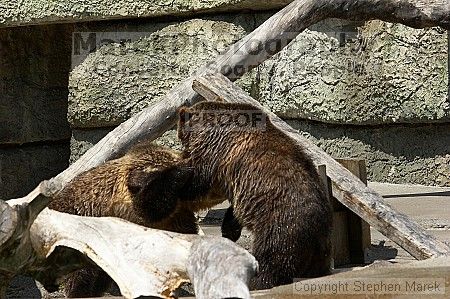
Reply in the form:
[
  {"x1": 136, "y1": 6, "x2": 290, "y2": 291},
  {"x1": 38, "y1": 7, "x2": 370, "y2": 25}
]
[
  {"x1": 177, "y1": 101, "x2": 333, "y2": 289},
  {"x1": 48, "y1": 141, "x2": 224, "y2": 297}
]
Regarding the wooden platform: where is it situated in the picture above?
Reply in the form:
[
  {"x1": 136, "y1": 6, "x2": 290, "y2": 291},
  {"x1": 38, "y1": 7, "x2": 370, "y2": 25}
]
[{"x1": 252, "y1": 256, "x2": 450, "y2": 298}]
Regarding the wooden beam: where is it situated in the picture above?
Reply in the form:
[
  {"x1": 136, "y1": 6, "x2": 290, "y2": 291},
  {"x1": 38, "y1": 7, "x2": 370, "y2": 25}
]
[
  {"x1": 251, "y1": 256, "x2": 450, "y2": 298},
  {"x1": 336, "y1": 159, "x2": 371, "y2": 265},
  {"x1": 319, "y1": 165, "x2": 350, "y2": 267},
  {"x1": 192, "y1": 72, "x2": 450, "y2": 260}
]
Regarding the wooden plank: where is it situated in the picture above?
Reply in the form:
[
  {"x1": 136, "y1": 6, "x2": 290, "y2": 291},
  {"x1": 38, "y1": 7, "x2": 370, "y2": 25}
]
[
  {"x1": 192, "y1": 72, "x2": 450, "y2": 260},
  {"x1": 319, "y1": 165, "x2": 350, "y2": 267},
  {"x1": 332, "y1": 211, "x2": 351, "y2": 266},
  {"x1": 336, "y1": 159, "x2": 368, "y2": 185},
  {"x1": 251, "y1": 256, "x2": 450, "y2": 298},
  {"x1": 318, "y1": 165, "x2": 332, "y2": 199},
  {"x1": 336, "y1": 159, "x2": 371, "y2": 264},
  {"x1": 321, "y1": 160, "x2": 371, "y2": 266}
]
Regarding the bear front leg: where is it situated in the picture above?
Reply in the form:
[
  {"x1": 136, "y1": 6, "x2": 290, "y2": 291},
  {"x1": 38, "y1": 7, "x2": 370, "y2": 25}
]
[{"x1": 221, "y1": 206, "x2": 242, "y2": 242}]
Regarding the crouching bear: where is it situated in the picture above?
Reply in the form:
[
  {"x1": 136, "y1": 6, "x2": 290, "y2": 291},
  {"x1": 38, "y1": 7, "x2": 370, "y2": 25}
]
[
  {"x1": 177, "y1": 101, "x2": 333, "y2": 289},
  {"x1": 48, "y1": 141, "x2": 224, "y2": 297}
]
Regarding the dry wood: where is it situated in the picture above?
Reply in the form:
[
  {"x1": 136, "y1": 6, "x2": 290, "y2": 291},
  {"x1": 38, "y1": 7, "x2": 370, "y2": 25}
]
[
  {"x1": 1, "y1": 198, "x2": 257, "y2": 298},
  {"x1": 30, "y1": 209, "x2": 192, "y2": 298},
  {"x1": 187, "y1": 236, "x2": 258, "y2": 299},
  {"x1": 319, "y1": 164, "x2": 352, "y2": 267},
  {"x1": 251, "y1": 256, "x2": 450, "y2": 298},
  {"x1": 336, "y1": 159, "x2": 371, "y2": 264},
  {"x1": 3, "y1": 184, "x2": 257, "y2": 298},
  {"x1": 191, "y1": 72, "x2": 450, "y2": 260}
]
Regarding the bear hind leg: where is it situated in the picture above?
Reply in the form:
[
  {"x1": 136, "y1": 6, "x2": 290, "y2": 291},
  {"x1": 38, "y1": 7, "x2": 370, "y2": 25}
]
[{"x1": 64, "y1": 267, "x2": 113, "y2": 298}]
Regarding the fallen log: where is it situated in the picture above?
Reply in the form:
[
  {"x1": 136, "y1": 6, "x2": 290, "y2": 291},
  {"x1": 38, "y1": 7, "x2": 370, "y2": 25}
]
[
  {"x1": 1, "y1": 198, "x2": 257, "y2": 298},
  {"x1": 188, "y1": 236, "x2": 258, "y2": 299},
  {"x1": 0, "y1": 182, "x2": 54, "y2": 297},
  {"x1": 192, "y1": 72, "x2": 450, "y2": 260}
]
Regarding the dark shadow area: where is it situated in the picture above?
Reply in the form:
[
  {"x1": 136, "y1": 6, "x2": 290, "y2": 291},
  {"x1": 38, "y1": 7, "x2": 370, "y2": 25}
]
[
  {"x1": 365, "y1": 241, "x2": 399, "y2": 263},
  {"x1": 6, "y1": 276, "x2": 41, "y2": 299},
  {"x1": 288, "y1": 120, "x2": 450, "y2": 160},
  {"x1": 199, "y1": 208, "x2": 227, "y2": 225}
]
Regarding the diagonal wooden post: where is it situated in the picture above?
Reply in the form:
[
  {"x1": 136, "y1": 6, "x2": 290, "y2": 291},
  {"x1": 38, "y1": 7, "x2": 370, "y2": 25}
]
[{"x1": 192, "y1": 72, "x2": 450, "y2": 260}]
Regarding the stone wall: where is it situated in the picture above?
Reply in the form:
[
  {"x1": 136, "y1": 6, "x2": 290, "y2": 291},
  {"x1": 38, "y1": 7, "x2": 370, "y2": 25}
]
[
  {"x1": 0, "y1": 24, "x2": 72, "y2": 199},
  {"x1": 68, "y1": 16, "x2": 449, "y2": 187},
  {"x1": 1, "y1": 2, "x2": 449, "y2": 200}
]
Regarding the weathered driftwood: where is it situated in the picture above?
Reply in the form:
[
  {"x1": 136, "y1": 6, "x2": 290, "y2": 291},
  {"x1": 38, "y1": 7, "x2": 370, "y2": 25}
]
[
  {"x1": 1, "y1": 198, "x2": 257, "y2": 298},
  {"x1": 187, "y1": 236, "x2": 258, "y2": 299},
  {"x1": 191, "y1": 72, "x2": 450, "y2": 260},
  {"x1": 0, "y1": 182, "x2": 54, "y2": 297},
  {"x1": 31, "y1": 209, "x2": 192, "y2": 298}
]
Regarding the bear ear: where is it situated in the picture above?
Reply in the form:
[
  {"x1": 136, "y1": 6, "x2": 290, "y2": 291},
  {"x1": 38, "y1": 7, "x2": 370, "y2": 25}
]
[{"x1": 178, "y1": 106, "x2": 193, "y2": 123}]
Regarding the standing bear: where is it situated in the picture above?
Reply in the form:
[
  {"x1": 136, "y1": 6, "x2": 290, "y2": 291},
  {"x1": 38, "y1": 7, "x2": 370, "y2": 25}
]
[
  {"x1": 177, "y1": 101, "x2": 333, "y2": 289},
  {"x1": 48, "y1": 141, "x2": 224, "y2": 297}
]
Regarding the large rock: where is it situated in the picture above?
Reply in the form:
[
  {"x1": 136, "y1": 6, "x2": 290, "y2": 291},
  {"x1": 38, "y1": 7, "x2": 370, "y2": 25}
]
[
  {"x1": 0, "y1": 143, "x2": 70, "y2": 199},
  {"x1": 70, "y1": 17, "x2": 449, "y2": 128},
  {"x1": 0, "y1": 0, "x2": 290, "y2": 28},
  {"x1": 69, "y1": 128, "x2": 112, "y2": 164},
  {"x1": 66, "y1": 15, "x2": 450, "y2": 187},
  {"x1": 69, "y1": 16, "x2": 258, "y2": 128},
  {"x1": 257, "y1": 20, "x2": 449, "y2": 124},
  {"x1": 0, "y1": 24, "x2": 72, "y2": 144},
  {"x1": 288, "y1": 120, "x2": 450, "y2": 186}
]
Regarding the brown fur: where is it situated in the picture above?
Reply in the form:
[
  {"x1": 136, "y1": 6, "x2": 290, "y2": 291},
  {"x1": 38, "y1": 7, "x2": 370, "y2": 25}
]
[
  {"x1": 48, "y1": 141, "x2": 224, "y2": 297},
  {"x1": 49, "y1": 142, "x2": 223, "y2": 232},
  {"x1": 177, "y1": 101, "x2": 333, "y2": 289}
]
